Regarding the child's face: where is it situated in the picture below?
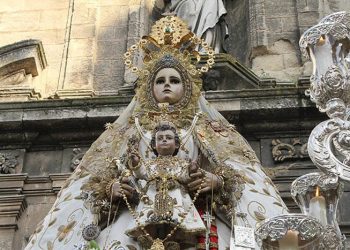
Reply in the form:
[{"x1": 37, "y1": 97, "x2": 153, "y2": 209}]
[{"x1": 155, "y1": 129, "x2": 177, "y2": 156}]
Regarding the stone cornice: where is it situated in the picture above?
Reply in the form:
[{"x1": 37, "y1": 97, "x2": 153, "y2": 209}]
[
  {"x1": 0, "y1": 195, "x2": 26, "y2": 230},
  {"x1": 0, "y1": 87, "x2": 317, "y2": 125},
  {"x1": 0, "y1": 88, "x2": 326, "y2": 147},
  {"x1": 0, "y1": 173, "x2": 71, "y2": 196},
  {"x1": 0, "y1": 173, "x2": 70, "y2": 229},
  {"x1": 50, "y1": 173, "x2": 72, "y2": 193},
  {"x1": 0, "y1": 87, "x2": 310, "y2": 111},
  {"x1": 0, "y1": 174, "x2": 27, "y2": 195},
  {"x1": 0, "y1": 174, "x2": 27, "y2": 182}
]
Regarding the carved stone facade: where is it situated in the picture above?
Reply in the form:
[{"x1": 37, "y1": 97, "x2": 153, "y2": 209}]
[
  {"x1": 0, "y1": 0, "x2": 154, "y2": 100},
  {"x1": 0, "y1": 40, "x2": 47, "y2": 101},
  {"x1": 0, "y1": 1, "x2": 348, "y2": 101},
  {"x1": 271, "y1": 138, "x2": 309, "y2": 162},
  {"x1": 0, "y1": 1, "x2": 350, "y2": 249}
]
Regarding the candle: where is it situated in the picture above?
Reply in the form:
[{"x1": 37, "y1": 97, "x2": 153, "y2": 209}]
[
  {"x1": 309, "y1": 186, "x2": 327, "y2": 226},
  {"x1": 278, "y1": 230, "x2": 299, "y2": 250}
]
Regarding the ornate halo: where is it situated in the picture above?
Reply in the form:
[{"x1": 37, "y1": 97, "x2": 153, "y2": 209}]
[{"x1": 123, "y1": 16, "x2": 216, "y2": 78}]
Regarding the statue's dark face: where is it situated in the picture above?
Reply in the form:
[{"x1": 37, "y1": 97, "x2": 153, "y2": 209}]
[
  {"x1": 155, "y1": 129, "x2": 177, "y2": 156},
  {"x1": 152, "y1": 68, "x2": 184, "y2": 105}
]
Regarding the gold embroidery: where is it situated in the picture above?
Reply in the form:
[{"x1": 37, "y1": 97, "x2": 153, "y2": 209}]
[{"x1": 57, "y1": 221, "x2": 76, "y2": 241}]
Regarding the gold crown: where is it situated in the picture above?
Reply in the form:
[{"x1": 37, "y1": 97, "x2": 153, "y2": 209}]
[{"x1": 123, "y1": 16, "x2": 215, "y2": 78}]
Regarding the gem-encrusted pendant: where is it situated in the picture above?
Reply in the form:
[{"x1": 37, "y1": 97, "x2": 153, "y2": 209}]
[{"x1": 150, "y1": 238, "x2": 165, "y2": 250}]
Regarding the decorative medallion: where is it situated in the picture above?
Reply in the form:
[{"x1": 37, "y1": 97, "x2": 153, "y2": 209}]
[{"x1": 82, "y1": 224, "x2": 100, "y2": 241}]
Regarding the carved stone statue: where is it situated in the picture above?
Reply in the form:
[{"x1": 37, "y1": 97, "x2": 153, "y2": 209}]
[
  {"x1": 160, "y1": 0, "x2": 228, "y2": 53},
  {"x1": 25, "y1": 17, "x2": 287, "y2": 250}
]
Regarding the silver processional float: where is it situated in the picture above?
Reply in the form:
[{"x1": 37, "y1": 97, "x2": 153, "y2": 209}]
[{"x1": 255, "y1": 11, "x2": 350, "y2": 250}]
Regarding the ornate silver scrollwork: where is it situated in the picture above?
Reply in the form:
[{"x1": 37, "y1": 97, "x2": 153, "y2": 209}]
[
  {"x1": 320, "y1": 225, "x2": 343, "y2": 250},
  {"x1": 291, "y1": 172, "x2": 341, "y2": 199},
  {"x1": 308, "y1": 67, "x2": 350, "y2": 117},
  {"x1": 333, "y1": 130, "x2": 350, "y2": 165},
  {"x1": 299, "y1": 12, "x2": 350, "y2": 59},
  {"x1": 255, "y1": 214, "x2": 323, "y2": 242},
  {"x1": 308, "y1": 119, "x2": 350, "y2": 180},
  {"x1": 319, "y1": 11, "x2": 350, "y2": 26}
]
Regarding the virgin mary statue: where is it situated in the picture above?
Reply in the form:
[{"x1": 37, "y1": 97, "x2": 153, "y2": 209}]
[{"x1": 25, "y1": 17, "x2": 287, "y2": 250}]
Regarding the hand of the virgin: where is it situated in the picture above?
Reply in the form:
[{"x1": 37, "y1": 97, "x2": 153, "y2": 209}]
[
  {"x1": 111, "y1": 177, "x2": 135, "y2": 200},
  {"x1": 188, "y1": 169, "x2": 220, "y2": 193}
]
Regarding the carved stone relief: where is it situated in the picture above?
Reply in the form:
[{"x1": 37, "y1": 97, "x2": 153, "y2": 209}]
[
  {"x1": 70, "y1": 148, "x2": 86, "y2": 171},
  {"x1": 0, "y1": 152, "x2": 19, "y2": 174},
  {"x1": 271, "y1": 138, "x2": 308, "y2": 162},
  {"x1": 0, "y1": 69, "x2": 27, "y2": 85}
]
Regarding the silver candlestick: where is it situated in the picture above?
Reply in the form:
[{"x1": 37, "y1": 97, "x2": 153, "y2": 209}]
[
  {"x1": 291, "y1": 173, "x2": 344, "y2": 249},
  {"x1": 299, "y1": 11, "x2": 350, "y2": 180}
]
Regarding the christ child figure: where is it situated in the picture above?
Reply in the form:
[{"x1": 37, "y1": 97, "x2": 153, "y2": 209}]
[{"x1": 124, "y1": 122, "x2": 206, "y2": 242}]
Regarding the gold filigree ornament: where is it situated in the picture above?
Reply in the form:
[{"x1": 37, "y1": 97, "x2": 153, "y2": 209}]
[
  {"x1": 123, "y1": 16, "x2": 215, "y2": 114},
  {"x1": 150, "y1": 238, "x2": 165, "y2": 250}
]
